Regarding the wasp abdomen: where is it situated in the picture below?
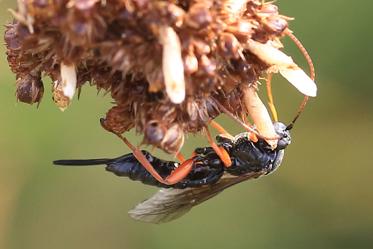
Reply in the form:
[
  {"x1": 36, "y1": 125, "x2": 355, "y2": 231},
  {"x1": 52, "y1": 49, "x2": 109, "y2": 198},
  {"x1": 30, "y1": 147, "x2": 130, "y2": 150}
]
[
  {"x1": 105, "y1": 151, "x2": 176, "y2": 188},
  {"x1": 106, "y1": 150, "x2": 225, "y2": 189}
]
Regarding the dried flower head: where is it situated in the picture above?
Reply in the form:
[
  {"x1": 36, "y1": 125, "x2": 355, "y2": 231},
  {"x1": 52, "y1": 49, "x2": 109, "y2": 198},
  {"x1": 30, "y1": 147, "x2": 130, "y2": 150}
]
[{"x1": 4, "y1": 0, "x2": 317, "y2": 153}]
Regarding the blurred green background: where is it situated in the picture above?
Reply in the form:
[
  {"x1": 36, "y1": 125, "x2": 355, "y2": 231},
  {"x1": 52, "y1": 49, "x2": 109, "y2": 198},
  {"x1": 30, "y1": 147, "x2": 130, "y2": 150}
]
[{"x1": 1, "y1": 1, "x2": 372, "y2": 248}]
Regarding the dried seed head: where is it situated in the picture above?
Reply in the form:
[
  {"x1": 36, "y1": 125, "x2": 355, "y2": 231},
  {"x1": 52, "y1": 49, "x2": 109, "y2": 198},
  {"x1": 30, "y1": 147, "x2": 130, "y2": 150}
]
[{"x1": 4, "y1": 0, "x2": 316, "y2": 154}]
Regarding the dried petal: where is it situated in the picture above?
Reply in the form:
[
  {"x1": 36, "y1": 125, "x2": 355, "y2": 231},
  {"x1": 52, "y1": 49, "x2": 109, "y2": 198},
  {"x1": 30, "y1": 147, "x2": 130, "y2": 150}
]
[
  {"x1": 60, "y1": 62, "x2": 77, "y2": 101},
  {"x1": 52, "y1": 81, "x2": 70, "y2": 111},
  {"x1": 246, "y1": 39, "x2": 317, "y2": 97},
  {"x1": 159, "y1": 26, "x2": 185, "y2": 104},
  {"x1": 280, "y1": 68, "x2": 317, "y2": 97},
  {"x1": 241, "y1": 84, "x2": 277, "y2": 149},
  {"x1": 246, "y1": 39, "x2": 293, "y2": 66}
]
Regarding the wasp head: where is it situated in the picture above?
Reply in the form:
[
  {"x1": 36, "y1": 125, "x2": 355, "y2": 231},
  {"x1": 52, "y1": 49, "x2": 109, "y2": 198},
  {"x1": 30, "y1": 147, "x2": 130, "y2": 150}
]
[{"x1": 274, "y1": 122, "x2": 291, "y2": 150}]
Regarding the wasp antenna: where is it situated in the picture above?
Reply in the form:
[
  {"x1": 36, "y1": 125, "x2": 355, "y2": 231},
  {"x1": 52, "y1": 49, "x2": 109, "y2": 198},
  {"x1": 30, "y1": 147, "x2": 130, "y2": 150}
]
[
  {"x1": 284, "y1": 29, "x2": 315, "y2": 129},
  {"x1": 286, "y1": 95, "x2": 309, "y2": 130},
  {"x1": 285, "y1": 29, "x2": 315, "y2": 81}
]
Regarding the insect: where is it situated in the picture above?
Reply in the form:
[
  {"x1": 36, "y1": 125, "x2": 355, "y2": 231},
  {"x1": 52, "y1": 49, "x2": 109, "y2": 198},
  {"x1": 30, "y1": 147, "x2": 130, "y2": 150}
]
[{"x1": 54, "y1": 122, "x2": 291, "y2": 223}]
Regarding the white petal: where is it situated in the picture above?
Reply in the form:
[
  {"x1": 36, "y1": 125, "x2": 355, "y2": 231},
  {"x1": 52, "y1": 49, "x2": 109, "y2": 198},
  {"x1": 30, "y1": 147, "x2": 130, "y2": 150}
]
[
  {"x1": 280, "y1": 68, "x2": 317, "y2": 97},
  {"x1": 60, "y1": 63, "x2": 77, "y2": 100},
  {"x1": 159, "y1": 26, "x2": 185, "y2": 104},
  {"x1": 241, "y1": 85, "x2": 278, "y2": 149},
  {"x1": 246, "y1": 39, "x2": 317, "y2": 97},
  {"x1": 246, "y1": 39, "x2": 294, "y2": 67}
]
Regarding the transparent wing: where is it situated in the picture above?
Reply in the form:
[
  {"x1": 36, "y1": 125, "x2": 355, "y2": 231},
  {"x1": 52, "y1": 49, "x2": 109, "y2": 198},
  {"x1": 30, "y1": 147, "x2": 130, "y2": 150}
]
[{"x1": 128, "y1": 171, "x2": 266, "y2": 223}]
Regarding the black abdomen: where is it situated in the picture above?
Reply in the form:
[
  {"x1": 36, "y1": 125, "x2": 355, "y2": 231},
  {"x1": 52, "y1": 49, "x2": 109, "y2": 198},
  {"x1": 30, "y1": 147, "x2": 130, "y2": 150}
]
[{"x1": 105, "y1": 151, "x2": 224, "y2": 189}]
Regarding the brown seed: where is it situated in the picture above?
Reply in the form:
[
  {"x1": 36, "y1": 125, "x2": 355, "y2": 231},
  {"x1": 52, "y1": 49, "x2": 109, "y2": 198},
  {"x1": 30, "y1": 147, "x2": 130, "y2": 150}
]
[
  {"x1": 183, "y1": 53, "x2": 198, "y2": 74},
  {"x1": 219, "y1": 33, "x2": 241, "y2": 59},
  {"x1": 257, "y1": 3, "x2": 279, "y2": 17},
  {"x1": 103, "y1": 105, "x2": 134, "y2": 134},
  {"x1": 264, "y1": 16, "x2": 288, "y2": 34},
  {"x1": 199, "y1": 55, "x2": 216, "y2": 75},
  {"x1": 16, "y1": 74, "x2": 44, "y2": 105},
  {"x1": 227, "y1": 20, "x2": 255, "y2": 37},
  {"x1": 160, "y1": 124, "x2": 184, "y2": 154},
  {"x1": 185, "y1": 4, "x2": 212, "y2": 29},
  {"x1": 145, "y1": 121, "x2": 165, "y2": 145}
]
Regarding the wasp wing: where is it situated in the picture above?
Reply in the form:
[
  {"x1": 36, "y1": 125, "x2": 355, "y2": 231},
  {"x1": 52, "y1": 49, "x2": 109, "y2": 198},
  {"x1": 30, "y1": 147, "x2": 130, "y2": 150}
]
[{"x1": 128, "y1": 171, "x2": 265, "y2": 223}]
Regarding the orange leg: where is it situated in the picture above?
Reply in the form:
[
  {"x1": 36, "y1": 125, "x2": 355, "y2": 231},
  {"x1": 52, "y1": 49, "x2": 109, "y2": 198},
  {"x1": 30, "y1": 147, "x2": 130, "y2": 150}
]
[
  {"x1": 175, "y1": 152, "x2": 186, "y2": 163},
  {"x1": 100, "y1": 118, "x2": 194, "y2": 185},
  {"x1": 266, "y1": 73, "x2": 279, "y2": 122},
  {"x1": 205, "y1": 128, "x2": 232, "y2": 168},
  {"x1": 210, "y1": 120, "x2": 234, "y2": 139},
  {"x1": 213, "y1": 100, "x2": 279, "y2": 142},
  {"x1": 209, "y1": 119, "x2": 257, "y2": 148}
]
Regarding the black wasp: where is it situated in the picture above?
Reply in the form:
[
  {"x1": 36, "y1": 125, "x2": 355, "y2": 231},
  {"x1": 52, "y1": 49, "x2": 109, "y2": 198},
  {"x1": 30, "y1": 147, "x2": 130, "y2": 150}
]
[{"x1": 54, "y1": 122, "x2": 291, "y2": 223}]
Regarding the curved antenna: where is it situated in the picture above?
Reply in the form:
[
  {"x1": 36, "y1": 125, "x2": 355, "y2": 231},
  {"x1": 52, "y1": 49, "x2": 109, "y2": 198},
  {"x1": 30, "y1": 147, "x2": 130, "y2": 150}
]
[{"x1": 284, "y1": 29, "x2": 316, "y2": 130}]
